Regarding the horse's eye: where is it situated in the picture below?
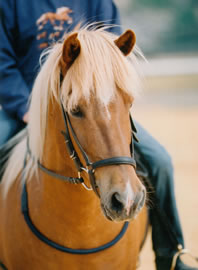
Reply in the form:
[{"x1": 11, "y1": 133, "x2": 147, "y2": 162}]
[{"x1": 71, "y1": 106, "x2": 83, "y2": 118}]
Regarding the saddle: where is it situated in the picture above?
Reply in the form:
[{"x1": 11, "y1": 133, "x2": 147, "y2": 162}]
[{"x1": 0, "y1": 128, "x2": 27, "y2": 181}]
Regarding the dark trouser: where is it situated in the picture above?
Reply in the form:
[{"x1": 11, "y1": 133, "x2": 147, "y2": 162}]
[
  {"x1": 0, "y1": 108, "x2": 24, "y2": 147},
  {"x1": 134, "y1": 121, "x2": 184, "y2": 266}
]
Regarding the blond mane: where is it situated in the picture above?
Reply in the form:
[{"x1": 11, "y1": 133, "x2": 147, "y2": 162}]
[{"x1": 1, "y1": 26, "x2": 142, "y2": 196}]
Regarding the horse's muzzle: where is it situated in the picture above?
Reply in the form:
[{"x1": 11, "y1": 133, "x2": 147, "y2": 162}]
[{"x1": 101, "y1": 187, "x2": 146, "y2": 222}]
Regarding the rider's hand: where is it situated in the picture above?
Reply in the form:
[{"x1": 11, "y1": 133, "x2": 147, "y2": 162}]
[{"x1": 23, "y1": 112, "x2": 29, "y2": 123}]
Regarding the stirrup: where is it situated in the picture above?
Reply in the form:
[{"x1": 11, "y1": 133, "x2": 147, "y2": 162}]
[{"x1": 171, "y1": 244, "x2": 198, "y2": 270}]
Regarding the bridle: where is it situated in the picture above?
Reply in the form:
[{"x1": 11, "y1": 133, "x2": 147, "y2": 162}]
[
  {"x1": 37, "y1": 98, "x2": 138, "y2": 197},
  {"x1": 21, "y1": 74, "x2": 139, "y2": 254},
  {"x1": 37, "y1": 74, "x2": 138, "y2": 197},
  {"x1": 58, "y1": 100, "x2": 138, "y2": 197}
]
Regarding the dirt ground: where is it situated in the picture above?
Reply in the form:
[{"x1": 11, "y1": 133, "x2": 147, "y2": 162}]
[{"x1": 132, "y1": 87, "x2": 198, "y2": 269}]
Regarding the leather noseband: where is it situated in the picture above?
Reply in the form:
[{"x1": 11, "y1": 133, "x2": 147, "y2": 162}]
[{"x1": 60, "y1": 101, "x2": 137, "y2": 197}]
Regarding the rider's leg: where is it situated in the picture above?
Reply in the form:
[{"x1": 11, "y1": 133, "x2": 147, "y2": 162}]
[
  {"x1": 134, "y1": 121, "x2": 197, "y2": 270},
  {"x1": 0, "y1": 108, "x2": 24, "y2": 147}
]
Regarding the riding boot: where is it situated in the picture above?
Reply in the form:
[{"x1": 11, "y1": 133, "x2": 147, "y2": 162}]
[
  {"x1": 156, "y1": 256, "x2": 198, "y2": 270},
  {"x1": 175, "y1": 260, "x2": 198, "y2": 270}
]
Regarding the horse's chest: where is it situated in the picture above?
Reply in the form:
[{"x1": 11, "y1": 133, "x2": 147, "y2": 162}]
[{"x1": 4, "y1": 225, "x2": 138, "y2": 270}]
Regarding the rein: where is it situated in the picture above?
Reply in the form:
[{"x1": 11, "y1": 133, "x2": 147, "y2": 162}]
[
  {"x1": 22, "y1": 147, "x2": 130, "y2": 254},
  {"x1": 21, "y1": 73, "x2": 138, "y2": 254},
  {"x1": 21, "y1": 180, "x2": 129, "y2": 254}
]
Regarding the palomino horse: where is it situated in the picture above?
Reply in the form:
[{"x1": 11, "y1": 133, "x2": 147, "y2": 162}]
[{"x1": 0, "y1": 27, "x2": 147, "y2": 269}]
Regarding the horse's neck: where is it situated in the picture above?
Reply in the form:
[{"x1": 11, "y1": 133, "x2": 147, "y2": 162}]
[{"x1": 27, "y1": 109, "x2": 123, "y2": 248}]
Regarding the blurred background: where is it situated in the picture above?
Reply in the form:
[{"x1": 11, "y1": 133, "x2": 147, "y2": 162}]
[
  {"x1": 115, "y1": 0, "x2": 198, "y2": 55},
  {"x1": 114, "y1": 0, "x2": 198, "y2": 269}
]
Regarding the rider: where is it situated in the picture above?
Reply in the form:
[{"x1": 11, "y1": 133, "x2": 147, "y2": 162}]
[{"x1": 0, "y1": 0, "x2": 197, "y2": 269}]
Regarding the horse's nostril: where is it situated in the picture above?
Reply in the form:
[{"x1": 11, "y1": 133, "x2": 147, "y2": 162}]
[{"x1": 111, "y1": 192, "x2": 124, "y2": 212}]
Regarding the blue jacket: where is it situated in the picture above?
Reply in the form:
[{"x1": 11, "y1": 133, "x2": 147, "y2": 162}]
[{"x1": 0, "y1": 0, "x2": 121, "y2": 120}]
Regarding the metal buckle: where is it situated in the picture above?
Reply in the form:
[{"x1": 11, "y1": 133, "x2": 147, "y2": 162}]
[
  {"x1": 78, "y1": 171, "x2": 92, "y2": 191},
  {"x1": 80, "y1": 166, "x2": 89, "y2": 174},
  {"x1": 81, "y1": 182, "x2": 93, "y2": 191},
  {"x1": 70, "y1": 151, "x2": 75, "y2": 159}
]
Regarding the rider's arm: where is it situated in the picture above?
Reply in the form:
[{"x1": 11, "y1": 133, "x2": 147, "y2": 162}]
[
  {"x1": 95, "y1": 0, "x2": 122, "y2": 35},
  {"x1": 0, "y1": 0, "x2": 29, "y2": 120}
]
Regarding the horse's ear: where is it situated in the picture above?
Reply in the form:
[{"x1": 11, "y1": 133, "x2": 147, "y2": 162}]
[
  {"x1": 114, "y1": 30, "x2": 136, "y2": 56},
  {"x1": 61, "y1": 33, "x2": 81, "y2": 71}
]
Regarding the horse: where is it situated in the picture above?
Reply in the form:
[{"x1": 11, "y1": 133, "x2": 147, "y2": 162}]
[{"x1": 0, "y1": 27, "x2": 147, "y2": 270}]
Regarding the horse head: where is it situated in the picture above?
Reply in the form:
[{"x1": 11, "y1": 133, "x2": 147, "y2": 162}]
[{"x1": 56, "y1": 28, "x2": 146, "y2": 222}]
